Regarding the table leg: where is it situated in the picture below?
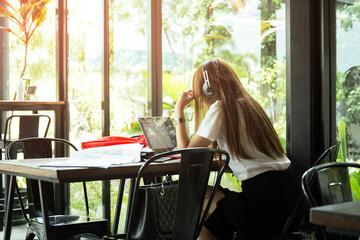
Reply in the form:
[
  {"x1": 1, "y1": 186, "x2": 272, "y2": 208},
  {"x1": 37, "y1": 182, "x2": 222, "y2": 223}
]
[
  {"x1": 112, "y1": 179, "x2": 125, "y2": 234},
  {"x1": 124, "y1": 178, "x2": 135, "y2": 233},
  {"x1": 39, "y1": 180, "x2": 51, "y2": 240},
  {"x1": 102, "y1": 180, "x2": 111, "y2": 222},
  {"x1": 3, "y1": 175, "x2": 16, "y2": 240}
]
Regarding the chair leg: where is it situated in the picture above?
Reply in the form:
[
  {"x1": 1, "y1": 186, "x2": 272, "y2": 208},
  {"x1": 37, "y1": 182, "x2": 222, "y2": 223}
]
[
  {"x1": 24, "y1": 232, "x2": 37, "y2": 240},
  {"x1": 4, "y1": 175, "x2": 16, "y2": 240},
  {"x1": 38, "y1": 180, "x2": 52, "y2": 239}
]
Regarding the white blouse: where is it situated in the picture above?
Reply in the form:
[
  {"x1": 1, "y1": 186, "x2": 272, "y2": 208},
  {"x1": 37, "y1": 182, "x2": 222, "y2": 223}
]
[{"x1": 196, "y1": 100, "x2": 290, "y2": 181}]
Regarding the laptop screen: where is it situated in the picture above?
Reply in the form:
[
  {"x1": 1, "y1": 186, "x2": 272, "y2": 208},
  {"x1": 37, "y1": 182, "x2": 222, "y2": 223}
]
[{"x1": 138, "y1": 117, "x2": 177, "y2": 152}]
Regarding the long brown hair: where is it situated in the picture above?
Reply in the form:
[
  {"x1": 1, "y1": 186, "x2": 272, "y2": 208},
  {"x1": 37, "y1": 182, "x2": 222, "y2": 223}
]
[{"x1": 193, "y1": 58, "x2": 285, "y2": 160}]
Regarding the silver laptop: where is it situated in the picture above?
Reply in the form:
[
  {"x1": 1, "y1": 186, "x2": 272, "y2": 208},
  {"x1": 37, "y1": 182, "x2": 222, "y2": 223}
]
[{"x1": 138, "y1": 117, "x2": 177, "y2": 154}]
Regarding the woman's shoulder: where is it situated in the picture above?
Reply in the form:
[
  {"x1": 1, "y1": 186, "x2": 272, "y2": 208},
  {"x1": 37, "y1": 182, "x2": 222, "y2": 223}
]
[
  {"x1": 205, "y1": 100, "x2": 223, "y2": 118},
  {"x1": 209, "y1": 100, "x2": 222, "y2": 110}
]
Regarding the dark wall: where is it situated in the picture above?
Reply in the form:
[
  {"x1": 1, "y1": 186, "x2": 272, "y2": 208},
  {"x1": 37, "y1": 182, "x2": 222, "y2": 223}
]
[{"x1": 286, "y1": 0, "x2": 335, "y2": 180}]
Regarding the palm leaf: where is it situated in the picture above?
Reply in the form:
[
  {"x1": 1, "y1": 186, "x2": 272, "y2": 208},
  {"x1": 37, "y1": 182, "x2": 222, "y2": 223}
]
[
  {"x1": 0, "y1": 4, "x2": 15, "y2": 19},
  {"x1": 36, "y1": 0, "x2": 51, "y2": 8},
  {"x1": 18, "y1": 3, "x2": 32, "y2": 22},
  {"x1": 0, "y1": 26, "x2": 13, "y2": 33},
  {"x1": 32, "y1": 7, "x2": 46, "y2": 27},
  {"x1": 0, "y1": 0, "x2": 11, "y2": 7},
  {"x1": 261, "y1": 21, "x2": 272, "y2": 35}
]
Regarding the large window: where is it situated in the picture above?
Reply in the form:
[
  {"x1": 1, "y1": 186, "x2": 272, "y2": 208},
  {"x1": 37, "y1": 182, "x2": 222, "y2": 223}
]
[
  {"x1": 162, "y1": 0, "x2": 287, "y2": 139},
  {"x1": 161, "y1": 0, "x2": 286, "y2": 191},
  {"x1": 2, "y1": 0, "x2": 56, "y2": 137},
  {"x1": 2, "y1": 0, "x2": 349, "y2": 235},
  {"x1": 1, "y1": 0, "x2": 289, "y2": 232},
  {"x1": 67, "y1": 0, "x2": 104, "y2": 218},
  {"x1": 109, "y1": 0, "x2": 148, "y2": 136},
  {"x1": 336, "y1": 0, "x2": 360, "y2": 161},
  {"x1": 65, "y1": 0, "x2": 287, "y2": 226},
  {"x1": 68, "y1": 0, "x2": 103, "y2": 144},
  {"x1": 2, "y1": 0, "x2": 286, "y2": 143},
  {"x1": 7, "y1": 0, "x2": 56, "y2": 101}
]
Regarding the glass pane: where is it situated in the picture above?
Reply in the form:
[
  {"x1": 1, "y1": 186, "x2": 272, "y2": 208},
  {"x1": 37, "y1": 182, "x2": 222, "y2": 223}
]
[
  {"x1": 8, "y1": 0, "x2": 56, "y2": 100},
  {"x1": 162, "y1": 0, "x2": 286, "y2": 139},
  {"x1": 68, "y1": 0, "x2": 103, "y2": 145},
  {"x1": 67, "y1": 0, "x2": 103, "y2": 218},
  {"x1": 336, "y1": 0, "x2": 360, "y2": 162},
  {"x1": 108, "y1": 1, "x2": 148, "y2": 231},
  {"x1": 109, "y1": 0, "x2": 148, "y2": 136},
  {"x1": 162, "y1": 0, "x2": 286, "y2": 192}
]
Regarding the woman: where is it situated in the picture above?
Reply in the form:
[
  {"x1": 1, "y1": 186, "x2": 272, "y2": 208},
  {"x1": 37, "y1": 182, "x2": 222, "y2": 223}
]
[{"x1": 175, "y1": 58, "x2": 299, "y2": 240}]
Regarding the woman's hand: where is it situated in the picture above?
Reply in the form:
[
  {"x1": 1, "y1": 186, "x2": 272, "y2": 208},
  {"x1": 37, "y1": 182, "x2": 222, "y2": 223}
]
[
  {"x1": 175, "y1": 89, "x2": 212, "y2": 149},
  {"x1": 175, "y1": 90, "x2": 193, "y2": 148},
  {"x1": 175, "y1": 90, "x2": 194, "y2": 114}
]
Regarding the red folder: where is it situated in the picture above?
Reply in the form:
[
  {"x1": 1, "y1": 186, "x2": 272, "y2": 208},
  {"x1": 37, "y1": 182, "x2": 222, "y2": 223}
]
[{"x1": 81, "y1": 135, "x2": 148, "y2": 149}]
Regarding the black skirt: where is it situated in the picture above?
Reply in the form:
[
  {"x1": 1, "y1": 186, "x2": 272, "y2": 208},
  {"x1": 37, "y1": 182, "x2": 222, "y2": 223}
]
[{"x1": 204, "y1": 168, "x2": 301, "y2": 240}]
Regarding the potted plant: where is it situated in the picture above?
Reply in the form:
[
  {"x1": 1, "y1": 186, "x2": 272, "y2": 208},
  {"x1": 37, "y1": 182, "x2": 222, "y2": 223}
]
[{"x1": 0, "y1": 0, "x2": 52, "y2": 100}]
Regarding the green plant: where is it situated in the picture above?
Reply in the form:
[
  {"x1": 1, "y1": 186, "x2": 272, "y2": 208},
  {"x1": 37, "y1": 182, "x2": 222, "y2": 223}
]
[
  {"x1": 337, "y1": 119, "x2": 360, "y2": 201},
  {"x1": 0, "y1": 0, "x2": 51, "y2": 99},
  {"x1": 338, "y1": 119, "x2": 347, "y2": 162},
  {"x1": 349, "y1": 170, "x2": 360, "y2": 201}
]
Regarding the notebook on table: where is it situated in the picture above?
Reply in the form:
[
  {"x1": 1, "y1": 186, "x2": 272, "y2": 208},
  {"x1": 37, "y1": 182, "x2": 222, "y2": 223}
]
[{"x1": 138, "y1": 117, "x2": 177, "y2": 154}]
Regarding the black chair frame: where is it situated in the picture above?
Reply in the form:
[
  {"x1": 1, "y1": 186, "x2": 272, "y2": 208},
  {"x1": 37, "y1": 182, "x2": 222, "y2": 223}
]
[
  {"x1": 5, "y1": 137, "x2": 109, "y2": 240},
  {"x1": 0, "y1": 114, "x2": 51, "y2": 231},
  {"x1": 301, "y1": 161, "x2": 360, "y2": 240},
  {"x1": 104, "y1": 147, "x2": 230, "y2": 240}
]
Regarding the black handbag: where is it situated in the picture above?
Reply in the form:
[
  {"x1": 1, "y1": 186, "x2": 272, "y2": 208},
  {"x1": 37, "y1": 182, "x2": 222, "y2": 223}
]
[{"x1": 128, "y1": 181, "x2": 178, "y2": 240}]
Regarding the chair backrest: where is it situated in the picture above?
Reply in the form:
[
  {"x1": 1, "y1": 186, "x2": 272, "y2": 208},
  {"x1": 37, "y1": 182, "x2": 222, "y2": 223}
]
[
  {"x1": 3, "y1": 114, "x2": 51, "y2": 146},
  {"x1": 317, "y1": 165, "x2": 352, "y2": 205},
  {"x1": 301, "y1": 162, "x2": 358, "y2": 208},
  {"x1": 5, "y1": 137, "x2": 78, "y2": 218},
  {"x1": 312, "y1": 141, "x2": 341, "y2": 166},
  {"x1": 126, "y1": 147, "x2": 230, "y2": 240},
  {"x1": 280, "y1": 141, "x2": 341, "y2": 235},
  {"x1": 301, "y1": 162, "x2": 360, "y2": 239},
  {"x1": 302, "y1": 142, "x2": 341, "y2": 208}
]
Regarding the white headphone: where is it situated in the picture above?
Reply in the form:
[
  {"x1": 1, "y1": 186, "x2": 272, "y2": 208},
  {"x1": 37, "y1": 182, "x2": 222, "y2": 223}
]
[{"x1": 202, "y1": 60, "x2": 214, "y2": 98}]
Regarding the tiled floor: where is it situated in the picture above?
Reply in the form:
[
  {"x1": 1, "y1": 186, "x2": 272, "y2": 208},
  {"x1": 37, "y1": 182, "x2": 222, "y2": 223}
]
[
  {"x1": 0, "y1": 222, "x2": 27, "y2": 240},
  {"x1": 0, "y1": 223, "x2": 107, "y2": 239}
]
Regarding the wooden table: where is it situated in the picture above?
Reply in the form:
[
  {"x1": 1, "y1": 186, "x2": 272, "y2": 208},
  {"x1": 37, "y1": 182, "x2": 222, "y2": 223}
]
[
  {"x1": 0, "y1": 157, "x2": 182, "y2": 240},
  {"x1": 0, "y1": 100, "x2": 65, "y2": 112},
  {"x1": 310, "y1": 200, "x2": 360, "y2": 237}
]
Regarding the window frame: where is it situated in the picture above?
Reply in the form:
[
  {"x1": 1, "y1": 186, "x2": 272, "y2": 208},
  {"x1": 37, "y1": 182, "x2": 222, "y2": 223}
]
[{"x1": 0, "y1": 0, "x2": 338, "y2": 218}]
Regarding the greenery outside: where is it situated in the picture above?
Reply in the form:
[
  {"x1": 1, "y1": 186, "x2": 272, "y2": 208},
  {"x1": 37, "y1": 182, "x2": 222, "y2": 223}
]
[
  {"x1": 5, "y1": 0, "x2": 287, "y2": 232},
  {"x1": 336, "y1": 0, "x2": 360, "y2": 200}
]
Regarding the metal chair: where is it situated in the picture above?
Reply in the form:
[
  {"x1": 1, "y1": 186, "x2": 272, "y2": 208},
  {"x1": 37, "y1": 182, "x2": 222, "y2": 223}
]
[
  {"x1": 0, "y1": 114, "x2": 51, "y2": 159},
  {"x1": 0, "y1": 114, "x2": 51, "y2": 231},
  {"x1": 103, "y1": 147, "x2": 230, "y2": 240},
  {"x1": 5, "y1": 137, "x2": 110, "y2": 240},
  {"x1": 301, "y1": 162, "x2": 360, "y2": 240},
  {"x1": 232, "y1": 142, "x2": 341, "y2": 240}
]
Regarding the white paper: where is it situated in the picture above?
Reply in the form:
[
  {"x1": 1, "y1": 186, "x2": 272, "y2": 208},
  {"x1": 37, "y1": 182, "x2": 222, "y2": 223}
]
[{"x1": 39, "y1": 143, "x2": 143, "y2": 168}]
